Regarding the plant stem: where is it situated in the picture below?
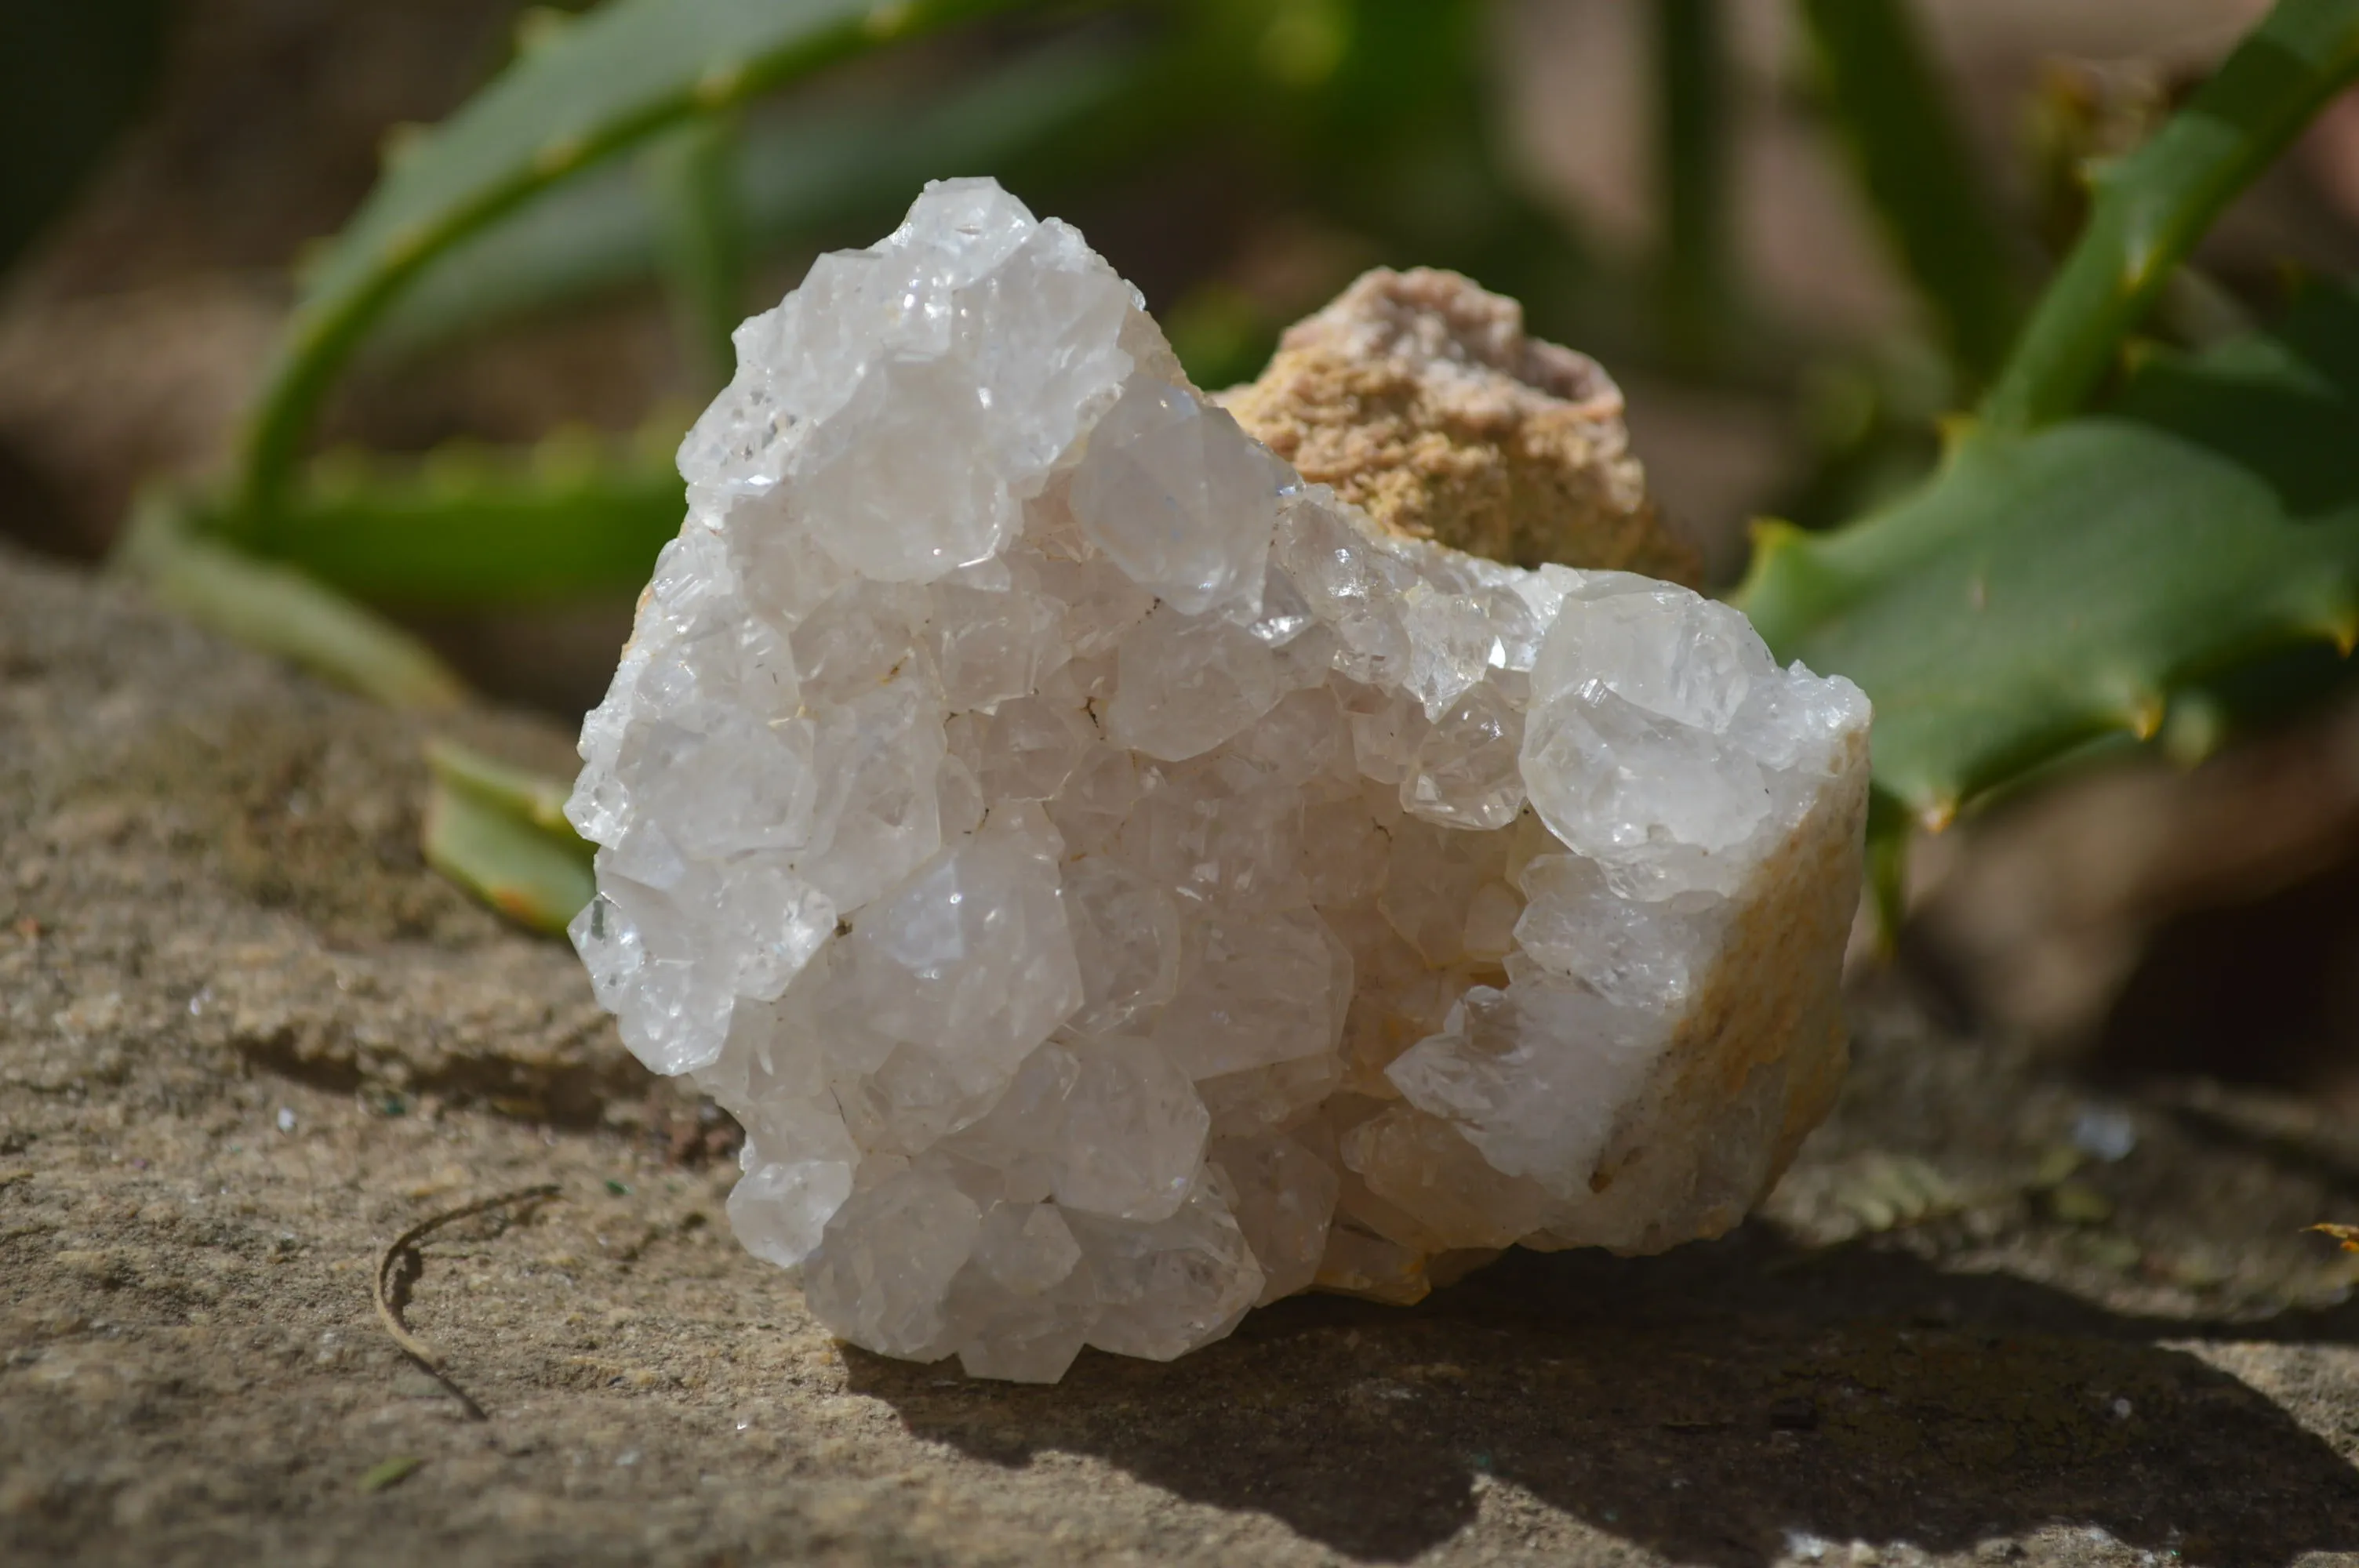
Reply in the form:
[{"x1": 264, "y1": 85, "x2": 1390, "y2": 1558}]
[
  {"x1": 369, "y1": 29, "x2": 1144, "y2": 365},
  {"x1": 1797, "y1": 0, "x2": 2023, "y2": 392},
  {"x1": 643, "y1": 112, "x2": 748, "y2": 391},
  {"x1": 1656, "y1": 0, "x2": 1731, "y2": 370},
  {"x1": 1979, "y1": 0, "x2": 2359, "y2": 434}
]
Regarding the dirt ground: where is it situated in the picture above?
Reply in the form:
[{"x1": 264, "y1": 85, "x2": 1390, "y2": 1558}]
[{"x1": 5, "y1": 540, "x2": 2359, "y2": 1568}]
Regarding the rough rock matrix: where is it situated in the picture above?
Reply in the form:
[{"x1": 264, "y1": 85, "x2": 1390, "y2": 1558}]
[
  {"x1": 1218, "y1": 267, "x2": 1701, "y2": 585},
  {"x1": 567, "y1": 179, "x2": 1870, "y2": 1383}
]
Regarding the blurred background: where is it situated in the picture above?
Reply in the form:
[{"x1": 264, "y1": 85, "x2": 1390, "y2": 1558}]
[{"x1": 3, "y1": 0, "x2": 2358, "y2": 1116}]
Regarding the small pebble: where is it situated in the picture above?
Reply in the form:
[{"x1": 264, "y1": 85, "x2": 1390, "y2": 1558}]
[{"x1": 2070, "y1": 1105, "x2": 2137, "y2": 1163}]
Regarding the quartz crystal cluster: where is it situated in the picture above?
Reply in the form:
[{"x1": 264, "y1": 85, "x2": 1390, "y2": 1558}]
[{"x1": 568, "y1": 179, "x2": 1871, "y2": 1383}]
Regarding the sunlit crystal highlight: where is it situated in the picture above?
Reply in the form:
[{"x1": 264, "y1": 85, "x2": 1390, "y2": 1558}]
[{"x1": 570, "y1": 179, "x2": 1871, "y2": 1381}]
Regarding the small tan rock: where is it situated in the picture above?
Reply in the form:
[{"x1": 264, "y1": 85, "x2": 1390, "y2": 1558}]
[{"x1": 1219, "y1": 267, "x2": 1700, "y2": 585}]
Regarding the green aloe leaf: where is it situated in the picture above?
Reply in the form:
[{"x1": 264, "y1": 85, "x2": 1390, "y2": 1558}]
[
  {"x1": 1744, "y1": 280, "x2": 2359, "y2": 828},
  {"x1": 1796, "y1": 0, "x2": 2023, "y2": 389},
  {"x1": 422, "y1": 739, "x2": 594, "y2": 934},
  {"x1": 233, "y1": 0, "x2": 1031, "y2": 521},
  {"x1": 1745, "y1": 0, "x2": 2359, "y2": 847},
  {"x1": 219, "y1": 427, "x2": 686, "y2": 609},
  {"x1": 367, "y1": 29, "x2": 1146, "y2": 361},
  {"x1": 1979, "y1": 0, "x2": 2359, "y2": 433},
  {"x1": 115, "y1": 495, "x2": 468, "y2": 710}
]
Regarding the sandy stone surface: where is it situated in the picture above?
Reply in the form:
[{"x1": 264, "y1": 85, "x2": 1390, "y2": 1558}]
[{"x1": 5, "y1": 543, "x2": 2359, "y2": 1567}]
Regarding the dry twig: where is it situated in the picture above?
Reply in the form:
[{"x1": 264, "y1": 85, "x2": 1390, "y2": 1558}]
[{"x1": 373, "y1": 1182, "x2": 561, "y2": 1420}]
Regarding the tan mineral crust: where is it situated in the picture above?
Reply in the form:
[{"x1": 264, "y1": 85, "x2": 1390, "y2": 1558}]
[
  {"x1": 566, "y1": 179, "x2": 1872, "y2": 1382},
  {"x1": 1218, "y1": 267, "x2": 1702, "y2": 586}
]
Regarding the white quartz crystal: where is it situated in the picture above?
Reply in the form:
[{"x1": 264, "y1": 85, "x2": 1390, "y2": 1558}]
[{"x1": 570, "y1": 179, "x2": 1871, "y2": 1381}]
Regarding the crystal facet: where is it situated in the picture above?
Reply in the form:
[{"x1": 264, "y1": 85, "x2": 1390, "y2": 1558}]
[{"x1": 572, "y1": 180, "x2": 1871, "y2": 1379}]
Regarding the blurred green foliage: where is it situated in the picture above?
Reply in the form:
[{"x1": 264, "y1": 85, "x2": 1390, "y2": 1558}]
[
  {"x1": 1745, "y1": 0, "x2": 2359, "y2": 910},
  {"x1": 422, "y1": 737, "x2": 598, "y2": 932},
  {"x1": 24, "y1": 0, "x2": 2352, "y2": 928},
  {"x1": 1797, "y1": 0, "x2": 2026, "y2": 391},
  {"x1": 1747, "y1": 278, "x2": 2359, "y2": 829}
]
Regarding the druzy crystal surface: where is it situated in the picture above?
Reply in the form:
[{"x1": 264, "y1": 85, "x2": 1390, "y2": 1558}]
[{"x1": 568, "y1": 179, "x2": 1871, "y2": 1382}]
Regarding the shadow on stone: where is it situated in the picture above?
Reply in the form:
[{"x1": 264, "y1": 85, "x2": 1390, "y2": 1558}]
[{"x1": 845, "y1": 1228, "x2": 2359, "y2": 1566}]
